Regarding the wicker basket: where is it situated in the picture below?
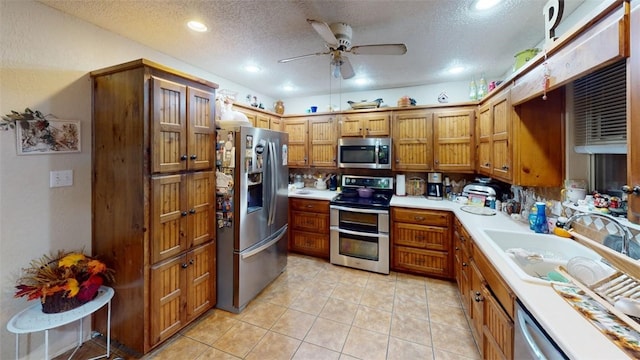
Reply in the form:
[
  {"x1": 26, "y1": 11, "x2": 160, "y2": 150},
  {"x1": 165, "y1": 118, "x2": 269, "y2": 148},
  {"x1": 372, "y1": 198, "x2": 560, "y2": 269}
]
[
  {"x1": 41, "y1": 287, "x2": 99, "y2": 313},
  {"x1": 406, "y1": 177, "x2": 425, "y2": 196}
]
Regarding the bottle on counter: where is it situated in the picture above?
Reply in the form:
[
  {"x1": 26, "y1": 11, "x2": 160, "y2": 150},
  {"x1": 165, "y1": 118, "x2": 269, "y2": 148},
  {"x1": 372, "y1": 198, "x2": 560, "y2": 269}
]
[
  {"x1": 469, "y1": 78, "x2": 477, "y2": 100},
  {"x1": 533, "y1": 202, "x2": 548, "y2": 234},
  {"x1": 478, "y1": 73, "x2": 488, "y2": 99}
]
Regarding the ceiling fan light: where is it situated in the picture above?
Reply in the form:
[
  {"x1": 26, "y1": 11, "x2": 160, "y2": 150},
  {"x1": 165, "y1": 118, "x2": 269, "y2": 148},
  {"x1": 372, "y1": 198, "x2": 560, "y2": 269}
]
[
  {"x1": 332, "y1": 64, "x2": 341, "y2": 78},
  {"x1": 244, "y1": 65, "x2": 261, "y2": 73},
  {"x1": 187, "y1": 20, "x2": 207, "y2": 32},
  {"x1": 474, "y1": 0, "x2": 501, "y2": 10},
  {"x1": 448, "y1": 66, "x2": 465, "y2": 74}
]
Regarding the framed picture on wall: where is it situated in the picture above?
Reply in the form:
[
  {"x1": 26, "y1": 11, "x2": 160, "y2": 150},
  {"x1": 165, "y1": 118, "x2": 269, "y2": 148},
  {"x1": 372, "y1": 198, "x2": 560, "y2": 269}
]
[{"x1": 16, "y1": 119, "x2": 81, "y2": 155}]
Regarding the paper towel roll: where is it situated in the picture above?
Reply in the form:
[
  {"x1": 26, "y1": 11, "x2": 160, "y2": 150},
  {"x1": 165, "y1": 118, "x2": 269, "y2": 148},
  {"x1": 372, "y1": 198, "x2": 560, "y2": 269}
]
[{"x1": 396, "y1": 174, "x2": 406, "y2": 196}]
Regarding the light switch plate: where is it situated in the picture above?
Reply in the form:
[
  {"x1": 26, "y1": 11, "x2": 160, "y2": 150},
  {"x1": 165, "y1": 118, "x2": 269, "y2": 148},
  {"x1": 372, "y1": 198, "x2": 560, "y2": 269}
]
[{"x1": 50, "y1": 170, "x2": 73, "y2": 188}]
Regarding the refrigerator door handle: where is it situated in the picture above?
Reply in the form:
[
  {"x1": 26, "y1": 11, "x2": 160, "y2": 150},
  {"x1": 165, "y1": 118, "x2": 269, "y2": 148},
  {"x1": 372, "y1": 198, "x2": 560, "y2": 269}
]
[
  {"x1": 241, "y1": 226, "x2": 287, "y2": 260},
  {"x1": 268, "y1": 141, "x2": 277, "y2": 226}
]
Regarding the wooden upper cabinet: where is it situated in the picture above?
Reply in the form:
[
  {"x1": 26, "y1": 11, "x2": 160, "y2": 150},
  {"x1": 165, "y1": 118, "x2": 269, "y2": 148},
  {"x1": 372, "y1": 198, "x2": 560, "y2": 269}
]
[
  {"x1": 340, "y1": 112, "x2": 390, "y2": 137},
  {"x1": 629, "y1": 2, "x2": 640, "y2": 225},
  {"x1": 283, "y1": 117, "x2": 309, "y2": 167},
  {"x1": 392, "y1": 109, "x2": 434, "y2": 171},
  {"x1": 188, "y1": 88, "x2": 216, "y2": 171},
  {"x1": 309, "y1": 115, "x2": 338, "y2": 167},
  {"x1": 151, "y1": 171, "x2": 214, "y2": 264},
  {"x1": 152, "y1": 77, "x2": 214, "y2": 174},
  {"x1": 236, "y1": 107, "x2": 257, "y2": 127},
  {"x1": 477, "y1": 103, "x2": 492, "y2": 175},
  {"x1": 433, "y1": 108, "x2": 475, "y2": 173},
  {"x1": 269, "y1": 116, "x2": 282, "y2": 131},
  {"x1": 475, "y1": 90, "x2": 513, "y2": 182},
  {"x1": 255, "y1": 113, "x2": 271, "y2": 129},
  {"x1": 491, "y1": 92, "x2": 512, "y2": 182}
]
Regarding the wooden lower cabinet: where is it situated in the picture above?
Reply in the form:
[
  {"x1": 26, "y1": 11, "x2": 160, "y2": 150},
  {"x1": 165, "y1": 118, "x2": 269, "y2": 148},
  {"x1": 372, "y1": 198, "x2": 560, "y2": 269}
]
[
  {"x1": 454, "y1": 218, "x2": 472, "y2": 315},
  {"x1": 289, "y1": 198, "x2": 330, "y2": 258},
  {"x1": 391, "y1": 208, "x2": 452, "y2": 278},
  {"x1": 458, "y1": 219, "x2": 514, "y2": 359},
  {"x1": 150, "y1": 241, "x2": 215, "y2": 347}
]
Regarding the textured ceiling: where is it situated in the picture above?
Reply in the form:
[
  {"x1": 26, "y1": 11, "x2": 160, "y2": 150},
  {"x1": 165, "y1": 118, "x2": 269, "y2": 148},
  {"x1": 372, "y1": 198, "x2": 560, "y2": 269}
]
[{"x1": 39, "y1": 0, "x2": 588, "y2": 99}]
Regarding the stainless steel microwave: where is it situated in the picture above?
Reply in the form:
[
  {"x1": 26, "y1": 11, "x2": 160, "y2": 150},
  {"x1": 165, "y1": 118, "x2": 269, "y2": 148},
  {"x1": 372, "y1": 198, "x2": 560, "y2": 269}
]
[{"x1": 338, "y1": 138, "x2": 392, "y2": 169}]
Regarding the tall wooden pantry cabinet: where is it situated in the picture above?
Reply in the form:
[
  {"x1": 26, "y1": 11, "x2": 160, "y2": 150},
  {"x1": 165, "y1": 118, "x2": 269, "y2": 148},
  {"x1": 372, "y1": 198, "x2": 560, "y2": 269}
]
[{"x1": 90, "y1": 59, "x2": 217, "y2": 355}]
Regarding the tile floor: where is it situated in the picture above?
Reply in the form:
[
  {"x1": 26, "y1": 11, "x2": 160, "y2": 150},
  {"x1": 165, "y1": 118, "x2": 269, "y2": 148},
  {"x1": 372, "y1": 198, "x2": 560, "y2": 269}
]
[{"x1": 56, "y1": 253, "x2": 481, "y2": 360}]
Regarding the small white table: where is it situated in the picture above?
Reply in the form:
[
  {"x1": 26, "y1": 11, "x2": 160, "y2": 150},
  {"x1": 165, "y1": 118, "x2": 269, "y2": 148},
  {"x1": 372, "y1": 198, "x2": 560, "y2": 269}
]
[{"x1": 7, "y1": 286, "x2": 114, "y2": 360}]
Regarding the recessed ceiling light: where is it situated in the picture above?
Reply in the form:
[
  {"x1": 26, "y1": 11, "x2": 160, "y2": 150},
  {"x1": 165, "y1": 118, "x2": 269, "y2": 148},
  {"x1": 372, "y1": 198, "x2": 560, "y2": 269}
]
[
  {"x1": 354, "y1": 78, "x2": 370, "y2": 85},
  {"x1": 448, "y1": 66, "x2": 465, "y2": 74},
  {"x1": 283, "y1": 84, "x2": 294, "y2": 91},
  {"x1": 474, "y1": 0, "x2": 501, "y2": 10},
  {"x1": 187, "y1": 20, "x2": 207, "y2": 32},
  {"x1": 244, "y1": 65, "x2": 261, "y2": 73}
]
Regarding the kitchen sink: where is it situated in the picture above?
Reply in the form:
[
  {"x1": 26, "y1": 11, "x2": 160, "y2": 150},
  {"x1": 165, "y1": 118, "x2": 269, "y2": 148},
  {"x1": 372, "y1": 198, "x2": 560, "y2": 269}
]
[{"x1": 481, "y1": 229, "x2": 604, "y2": 285}]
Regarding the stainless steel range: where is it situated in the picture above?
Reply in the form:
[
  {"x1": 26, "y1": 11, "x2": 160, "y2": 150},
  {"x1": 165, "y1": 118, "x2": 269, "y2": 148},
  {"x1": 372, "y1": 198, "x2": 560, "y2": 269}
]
[{"x1": 330, "y1": 175, "x2": 393, "y2": 274}]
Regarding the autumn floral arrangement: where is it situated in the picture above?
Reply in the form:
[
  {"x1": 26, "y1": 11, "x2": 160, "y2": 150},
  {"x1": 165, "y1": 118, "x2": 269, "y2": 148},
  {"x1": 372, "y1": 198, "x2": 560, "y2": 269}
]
[{"x1": 15, "y1": 250, "x2": 115, "y2": 313}]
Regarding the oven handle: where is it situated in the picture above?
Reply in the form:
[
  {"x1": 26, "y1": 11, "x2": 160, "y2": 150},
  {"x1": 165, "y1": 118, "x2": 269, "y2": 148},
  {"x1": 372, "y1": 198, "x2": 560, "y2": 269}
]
[
  {"x1": 331, "y1": 227, "x2": 388, "y2": 238},
  {"x1": 330, "y1": 205, "x2": 389, "y2": 215}
]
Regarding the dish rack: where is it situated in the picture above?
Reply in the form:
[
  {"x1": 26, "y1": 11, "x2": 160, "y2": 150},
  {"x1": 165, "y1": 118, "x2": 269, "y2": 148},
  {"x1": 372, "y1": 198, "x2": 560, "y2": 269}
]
[{"x1": 557, "y1": 231, "x2": 640, "y2": 333}]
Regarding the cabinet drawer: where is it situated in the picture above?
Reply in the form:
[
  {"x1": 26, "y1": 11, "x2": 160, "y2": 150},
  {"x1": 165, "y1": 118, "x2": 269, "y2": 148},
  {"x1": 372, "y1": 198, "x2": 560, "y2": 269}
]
[
  {"x1": 290, "y1": 198, "x2": 330, "y2": 212},
  {"x1": 290, "y1": 231, "x2": 330, "y2": 257},
  {"x1": 291, "y1": 211, "x2": 329, "y2": 233},
  {"x1": 473, "y1": 244, "x2": 514, "y2": 319},
  {"x1": 393, "y1": 222, "x2": 449, "y2": 251},
  {"x1": 454, "y1": 217, "x2": 471, "y2": 254},
  {"x1": 393, "y1": 246, "x2": 450, "y2": 277},
  {"x1": 392, "y1": 208, "x2": 451, "y2": 226}
]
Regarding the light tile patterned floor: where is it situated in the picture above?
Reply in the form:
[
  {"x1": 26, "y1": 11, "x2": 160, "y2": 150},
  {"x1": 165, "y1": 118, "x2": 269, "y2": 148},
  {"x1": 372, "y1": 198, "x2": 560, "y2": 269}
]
[{"x1": 143, "y1": 253, "x2": 481, "y2": 360}]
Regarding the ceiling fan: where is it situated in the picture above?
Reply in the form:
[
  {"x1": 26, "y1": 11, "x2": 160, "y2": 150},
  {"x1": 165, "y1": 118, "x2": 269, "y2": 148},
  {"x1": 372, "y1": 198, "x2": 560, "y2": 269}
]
[{"x1": 278, "y1": 19, "x2": 407, "y2": 79}]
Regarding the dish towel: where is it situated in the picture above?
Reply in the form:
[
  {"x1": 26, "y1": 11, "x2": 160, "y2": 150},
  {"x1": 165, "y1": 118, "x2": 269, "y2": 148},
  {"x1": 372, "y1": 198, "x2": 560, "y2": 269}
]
[{"x1": 506, "y1": 248, "x2": 544, "y2": 263}]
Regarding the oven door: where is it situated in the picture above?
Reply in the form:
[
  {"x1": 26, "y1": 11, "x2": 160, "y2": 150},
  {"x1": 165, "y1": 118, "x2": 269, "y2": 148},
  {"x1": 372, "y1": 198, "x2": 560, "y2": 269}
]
[{"x1": 330, "y1": 205, "x2": 389, "y2": 274}]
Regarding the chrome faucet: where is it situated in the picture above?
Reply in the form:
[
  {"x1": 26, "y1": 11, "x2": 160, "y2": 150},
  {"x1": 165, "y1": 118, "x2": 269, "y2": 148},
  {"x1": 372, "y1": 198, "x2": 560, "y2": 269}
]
[{"x1": 563, "y1": 212, "x2": 635, "y2": 257}]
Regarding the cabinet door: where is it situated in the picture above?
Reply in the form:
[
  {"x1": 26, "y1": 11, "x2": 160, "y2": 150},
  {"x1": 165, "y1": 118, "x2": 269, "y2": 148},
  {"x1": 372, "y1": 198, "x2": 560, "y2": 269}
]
[
  {"x1": 186, "y1": 242, "x2": 215, "y2": 321},
  {"x1": 188, "y1": 171, "x2": 215, "y2": 249},
  {"x1": 491, "y1": 93, "x2": 512, "y2": 182},
  {"x1": 363, "y1": 112, "x2": 390, "y2": 137},
  {"x1": 469, "y1": 260, "x2": 484, "y2": 354},
  {"x1": 477, "y1": 104, "x2": 492, "y2": 175},
  {"x1": 152, "y1": 77, "x2": 187, "y2": 173},
  {"x1": 151, "y1": 174, "x2": 188, "y2": 264},
  {"x1": 237, "y1": 108, "x2": 257, "y2": 127},
  {"x1": 309, "y1": 115, "x2": 338, "y2": 167},
  {"x1": 150, "y1": 253, "x2": 187, "y2": 346},
  {"x1": 339, "y1": 114, "x2": 365, "y2": 137},
  {"x1": 270, "y1": 117, "x2": 282, "y2": 131},
  {"x1": 283, "y1": 117, "x2": 309, "y2": 167},
  {"x1": 187, "y1": 87, "x2": 215, "y2": 171},
  {"x1": 483, "y1": 286, "x2": 514, "y2": 360},
  {"x1": 434, "y1": 109, "x2": 475, "y2": 172},
  {"x1": 255, "y1": 113, "x2": 271, "y2": 129},
  {"x1": 392, "y1": 110, "x2": 434, "y2": 171}
]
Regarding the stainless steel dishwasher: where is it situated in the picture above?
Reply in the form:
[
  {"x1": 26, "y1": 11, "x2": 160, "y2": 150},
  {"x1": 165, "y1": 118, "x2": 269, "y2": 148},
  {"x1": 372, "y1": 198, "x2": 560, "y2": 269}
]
[{"x1": 514, "y1": 299, "x2": 568, "y2": 359}]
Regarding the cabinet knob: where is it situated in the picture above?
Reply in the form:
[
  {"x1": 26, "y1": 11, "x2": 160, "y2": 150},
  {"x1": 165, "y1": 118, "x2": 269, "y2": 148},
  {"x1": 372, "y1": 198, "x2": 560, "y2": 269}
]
[
  {"x1": 189, "y1": 209, "x2": 196, "y2": 214},
  {"x1": 622, "y1": 185, "x2": 640, "y2": 195},
  {"x1": 501, "y1": 165, "x2": 509, "y2": 170},
  {"x1": 434, "y1": 160, "x2": 439, "y2": 164},
  {"x1": 181, "y1": 211, "x2": 188, "y2": 217},
  {"x1": 181, "y1": 155, "x2": 188, "y2": 161},
  {"x1": 189, "y1": 259, "x2": 195, "y2": 265},
  {"x1": 181, "y1": 263, "x2": 188, "y2": 269},
  {"x1": 462, "y1": 262, "x2": 467, "y2": 267},
  {"x1": 475, "y1": 291, "x2": 481, "y2": 296},
  {"x1": 414, "y1": 216, "x2": 425, "y2": 221},
  {"x1": 474, "y1": 296, "x2": 483, "y2": 302},
  {"x1": 484, "y1": 162, "x2": 490, "y2": 167},
  {"x1": 190, "y1": 154, "x2": 197, "y2": 160},
  {"x1": 395, "y1": 159, "x2": 400, "y2": 163}
]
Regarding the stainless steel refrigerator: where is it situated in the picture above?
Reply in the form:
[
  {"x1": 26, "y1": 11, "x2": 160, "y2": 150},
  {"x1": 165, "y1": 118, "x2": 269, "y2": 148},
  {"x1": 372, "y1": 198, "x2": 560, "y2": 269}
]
[{"x1": 216, "y1": 126, "x2": 289, "y2": 313}]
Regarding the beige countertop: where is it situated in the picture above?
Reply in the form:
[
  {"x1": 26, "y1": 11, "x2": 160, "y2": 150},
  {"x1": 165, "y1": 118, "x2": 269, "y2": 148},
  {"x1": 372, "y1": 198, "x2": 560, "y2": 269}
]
[{"x1": 288, "y1": 191, "x2": 629, "y2": 358}]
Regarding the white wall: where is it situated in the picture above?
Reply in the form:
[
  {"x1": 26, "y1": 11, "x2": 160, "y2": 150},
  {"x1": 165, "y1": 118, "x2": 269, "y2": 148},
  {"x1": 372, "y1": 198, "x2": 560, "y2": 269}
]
[
  {"x1": 281, "y1": 81, "x2": 474, "y2": 114},
  {"x1": 0, "y1": 1, "x2": 271, "y2": 358}
]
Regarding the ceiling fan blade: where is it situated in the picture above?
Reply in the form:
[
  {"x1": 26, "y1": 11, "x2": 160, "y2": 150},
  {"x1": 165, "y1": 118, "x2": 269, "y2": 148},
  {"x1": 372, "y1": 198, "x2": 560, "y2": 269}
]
[
  {"x1": 349, "y1": 44, "x2": 407, "y2": 55},
  {"x1": 278, "y1": 51, "x2": 328, "y2": 63},
  {"x1": 340, "y1": 56, "x2": 355, "y2": 79},
  {"x1": 307, "y1": 19, "x2": 339, "y2": 47}
]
